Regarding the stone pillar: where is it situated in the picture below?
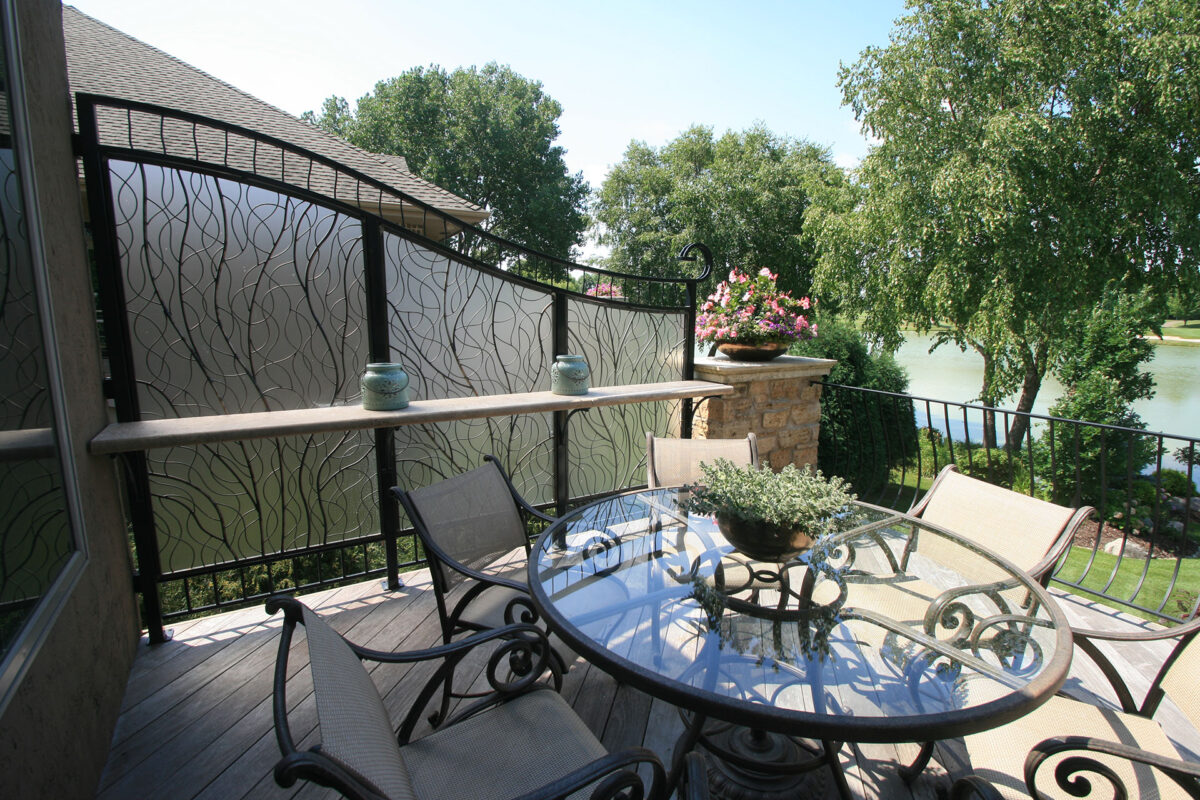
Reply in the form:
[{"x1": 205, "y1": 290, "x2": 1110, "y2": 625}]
[{"x1": 693, "y1": 355, "x2": 837, "y2": 471}]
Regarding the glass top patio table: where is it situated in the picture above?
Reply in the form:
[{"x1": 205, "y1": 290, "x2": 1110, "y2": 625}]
[{"x1": 527, "y1": 487, "x2": 1073, "y2": 746}]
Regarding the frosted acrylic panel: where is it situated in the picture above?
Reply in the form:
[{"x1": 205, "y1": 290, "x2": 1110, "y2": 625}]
[
  {"x1": 383, "y1": 232, "x2": 555, "y2": 505},
  {"x1": 567, "y1": 297, "x2": 686, "y2": 496},
  {"x1": 109, "y1": 162, "x2": 373, "y2": 569}
]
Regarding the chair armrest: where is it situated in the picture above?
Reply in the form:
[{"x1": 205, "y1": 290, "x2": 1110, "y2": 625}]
[
  {"x1": 267, "y1": 595, "x2": 550, "y2": 668},
  {"x1": 1025, "y1": 735, "x2": 1200, "y2": 799},
  {"x1": 1027, "y1": 505, "x2": 1094, "y2": 585},
  {"x1": 1072, "y1": 613, "x2": 1200, "y2": 645},
  {"x1": 503, "y1": 746, "x2": 667, "y2": 800},
  {"x1": 1070, "y1": 616, "x2": 1200, "y2": 714}
]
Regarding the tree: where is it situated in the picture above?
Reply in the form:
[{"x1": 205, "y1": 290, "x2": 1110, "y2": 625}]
[
  {"x1": 593, "y1": 125, "x2": 846, "y2": 299},
  {"x1": 811, "y1": 0, "x2": 1200, "y2": 448},
  {"x1": 1035, "y1": 288, "x2": 1159, "y2": 505},
  {"x1": 790, "y1": 316, "x2": 914, "y2": 494},
  {"x1": 305, "y1": 63, "x2": 589, "y2": 266}
]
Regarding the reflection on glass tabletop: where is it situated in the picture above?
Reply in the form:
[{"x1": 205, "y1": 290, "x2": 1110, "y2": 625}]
[{"x1": 528, "y1": 488, "x2": 1072, "y2": 742}]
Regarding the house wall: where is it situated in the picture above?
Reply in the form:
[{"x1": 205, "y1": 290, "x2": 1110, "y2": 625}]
[{"x1": 0, "y1": 2, "x2": 139, "y2": 798}]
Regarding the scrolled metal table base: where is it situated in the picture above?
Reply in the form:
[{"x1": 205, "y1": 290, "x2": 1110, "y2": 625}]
[{"x1": 676, "y1": 709, "x2": 850, "y2": 800}]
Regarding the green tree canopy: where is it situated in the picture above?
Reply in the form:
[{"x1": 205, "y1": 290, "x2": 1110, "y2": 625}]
[
  {"x1": 592, "y1": 125, "x2": 846, "y2": 298},
  {"x1": 811, "y1": 0, "x2": 1200, "y2": 446},
  {"x1": 305, "y1": 63, "x2": 589, "y2": 264}
]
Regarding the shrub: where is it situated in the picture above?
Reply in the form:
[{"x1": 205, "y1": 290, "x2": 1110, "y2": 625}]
[
  {"x1": 1157, "y1": 469, "x2": 1195, "y2": 498},
  {"x1": 790, "y1": 315, "x2": 913, "y2": 494}
]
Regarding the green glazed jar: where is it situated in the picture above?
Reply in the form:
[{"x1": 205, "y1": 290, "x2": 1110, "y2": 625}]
[
  {"x1": 550, "y1": 354, "x2": 590, "y2": 395},
  {"x1": 361, "y1": 362, "x2": 410, "y2": 410}
]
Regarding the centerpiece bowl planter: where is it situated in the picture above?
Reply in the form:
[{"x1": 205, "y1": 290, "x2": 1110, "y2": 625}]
[
  {"x1": 714, "y1": 341, "x2": 791, "y2": 362},
  {"x1": 685, "y1": 459, "x2": 856, "y2": 563},
  {"x1": 714, "y1": 514, "x2": 816, "y2": 561},
  {"x1": 695, "y1": 267, "x2": 816, "y2": 362}
]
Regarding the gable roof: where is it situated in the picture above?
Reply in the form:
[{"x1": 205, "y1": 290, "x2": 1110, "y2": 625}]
[{"x1": 61, "y1": 5, "x2": 488, "y2": 237}]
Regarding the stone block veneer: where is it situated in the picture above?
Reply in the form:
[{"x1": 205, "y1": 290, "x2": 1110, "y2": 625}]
[{"x1": 692, "y1": 355, "x2": 837, "y2": 471}]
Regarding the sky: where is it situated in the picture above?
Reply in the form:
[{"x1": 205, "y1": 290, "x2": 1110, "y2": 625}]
[{"x1": 65, "y1": 0, "x2": 907, "y2": 190}]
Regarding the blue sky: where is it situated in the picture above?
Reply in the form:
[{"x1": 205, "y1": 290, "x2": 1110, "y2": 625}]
[{"x1": 67, "y1": 0, "x2": 907, "y2": 188}]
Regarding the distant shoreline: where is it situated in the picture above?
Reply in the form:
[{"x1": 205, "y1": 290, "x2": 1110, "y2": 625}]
[{"x1": 1147, "y1": 334, "x2": 1199, "y2": 345}]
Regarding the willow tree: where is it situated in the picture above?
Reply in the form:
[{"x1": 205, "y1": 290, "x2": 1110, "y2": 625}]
[{"x1": 811, "y1": 0, "x2": 1200, "y2": 447}]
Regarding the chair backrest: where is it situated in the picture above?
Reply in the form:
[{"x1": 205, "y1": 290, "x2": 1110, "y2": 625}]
[
  {"x1": 300, "y1": 605, "x2": 416, "y2": 800},
  {"x1": 400, "y1": 461, "x2": 529, "y2": 591},
  {"x1": 1156, "y1": 629, "x2": 1200, "y2": 733},
  {"x1": 647, "y1": 432, "x2": 760, "y2": 488},
  {"x1": 911, "y1": 465, "x2": 1083, "y2": 577}
]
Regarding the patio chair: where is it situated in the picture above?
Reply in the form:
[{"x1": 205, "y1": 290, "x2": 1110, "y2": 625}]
[
  {"x1": 646, "y1": 431, "x2": 759, "y2": 488},
  {"x1": 909, "y1": 464, "x2": 1093, "y2": 586},
  {"x1": 946, "y1": 615, "x2": 1200, "y2": 799},
  {"x1": 268, "y1": 595, "x2": 706, "y2": 800},
  {"x1": 393, "y1": 456, "x2": 556, "y2": 642},
  {"x1": 392, "y1": 457, "x2": 569, "y2": 718}
]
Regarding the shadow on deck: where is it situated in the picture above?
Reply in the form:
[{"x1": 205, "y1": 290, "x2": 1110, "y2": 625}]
[{"x1": 94, "y1": 571, "x2": 1199, "y2": 800}]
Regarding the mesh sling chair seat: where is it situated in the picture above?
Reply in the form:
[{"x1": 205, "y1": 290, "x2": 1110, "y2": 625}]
[
  {"x1": 645, "y1": 432, "x2": 760, "y2": 489},
  {"x1": 267, "y1": 596, "x2": 707, "y2": 800},
  {"x1": 909, "y1": 464, "x2": 1094, "y2": 586},
  {"x1": 946, "y1": 616, "x2": 1200, "y2": 800}
]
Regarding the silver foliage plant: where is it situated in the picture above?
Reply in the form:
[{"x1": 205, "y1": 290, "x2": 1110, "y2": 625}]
[{"x1": 685, "y1": 459, "x2": 856, "y2": 530}]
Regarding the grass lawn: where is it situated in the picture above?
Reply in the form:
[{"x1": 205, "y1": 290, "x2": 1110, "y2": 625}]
[
  {"x1": 1159, "y1": 320, "x2": 1200, "y2": 341},
  {"x1": 1053, "y1": 546, "x2": 1200, "y2": 622}
]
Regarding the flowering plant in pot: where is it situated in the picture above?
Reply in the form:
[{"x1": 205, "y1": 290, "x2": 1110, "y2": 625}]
[
  {"x1": 685, "y1": 459, "x2": 856, "y2": 562},
  {"x1": 694, "y1": 268, "x2": 816, "y2": 361},
  {"x1": 585, "y1": 281, "x2": 624, "y2": 299}
]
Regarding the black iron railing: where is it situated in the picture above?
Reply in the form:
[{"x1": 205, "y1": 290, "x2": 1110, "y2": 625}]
[
  {"x1": 76, "y1": 94, "x2": 711, "y2": 641},
  {"x1": 818, "y1": 381, "x2": 1200, "y2": 623}
]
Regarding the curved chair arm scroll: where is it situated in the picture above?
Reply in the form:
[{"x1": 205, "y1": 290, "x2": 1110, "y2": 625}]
[
  {"x1": 1027, "y1": 505, "x2": 1094, "y2": 585},
  {"x1": 511, "y1": 746, "x2": 668, "y2": 800},
  {"x1": 1024, "y1": 735, "x2": 1200, "y2": 800}
]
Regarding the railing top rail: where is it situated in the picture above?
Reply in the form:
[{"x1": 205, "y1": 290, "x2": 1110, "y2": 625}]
[
  {"x1": 74, "y1": 93, "x2": 711, "y2": 291},
  {"x1": 819, "y1": 380, "x2": 1200, "y2": 445}
]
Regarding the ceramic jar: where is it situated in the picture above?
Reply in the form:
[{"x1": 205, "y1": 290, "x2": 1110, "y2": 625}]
[
  {"x1": 550, "y1": 354, "x2": 590, "y2": 395},
  {"x1": 361, "y1": 362, "x2": 410, "y2": 410}
]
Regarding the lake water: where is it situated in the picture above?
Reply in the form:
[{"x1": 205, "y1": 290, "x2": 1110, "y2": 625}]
[
  {"x1": 894, "y1": 333, "x2": 1200, "y2": 440},
  {"x1": 894, "y1": 332, "x2": 1200, "y2": 477}
]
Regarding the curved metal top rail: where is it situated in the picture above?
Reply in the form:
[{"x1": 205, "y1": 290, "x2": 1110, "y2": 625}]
[{"x1": 74, "y1": 93, "x2": 710, "y2": 304}]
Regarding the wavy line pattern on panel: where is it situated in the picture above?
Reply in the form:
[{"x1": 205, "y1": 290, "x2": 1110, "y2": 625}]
[
  {"x1": 150, "y1": 431, "x2": 376, "y2": 573},
  {"x1": 567, "y1": 298, "x2": 686, "y2": 496},
  {"x1": 110, "y1": 161, "x2": 375, "y2": 572},
  {"x1": 384, "y1": 231, "x2": 556, "y2": 501}
]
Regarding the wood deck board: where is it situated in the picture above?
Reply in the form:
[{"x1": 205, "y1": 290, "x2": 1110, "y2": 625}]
[{"x1": 99, "y1": 574, "x2": 1178, "y2": 800}]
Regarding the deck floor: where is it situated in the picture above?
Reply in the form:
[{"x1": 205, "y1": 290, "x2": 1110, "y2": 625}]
[{"x1": 94, "y1": 571, "x2": 1198, "y2": 800}]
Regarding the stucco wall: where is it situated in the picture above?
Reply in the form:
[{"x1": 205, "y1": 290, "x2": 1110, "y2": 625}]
[{"x1": 0, "y1": 2, "x2": 139, "y2": 798}]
